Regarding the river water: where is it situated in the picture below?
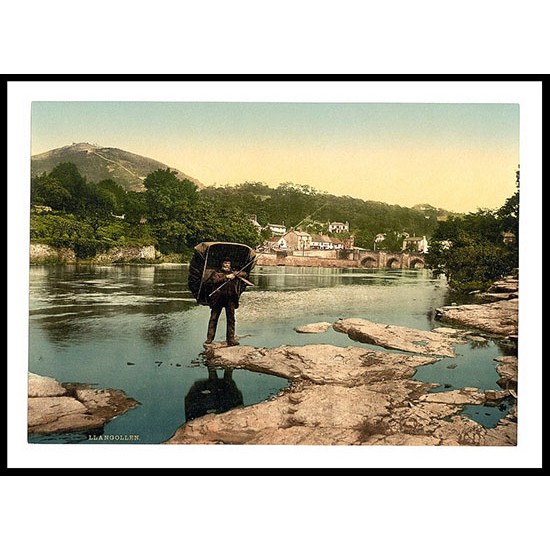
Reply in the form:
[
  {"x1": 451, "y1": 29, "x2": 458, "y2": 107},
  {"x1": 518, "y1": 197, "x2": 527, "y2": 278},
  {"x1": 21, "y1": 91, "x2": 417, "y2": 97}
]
[{"x1": 28, "y1": 264, "x2": 516, "y2": 444}]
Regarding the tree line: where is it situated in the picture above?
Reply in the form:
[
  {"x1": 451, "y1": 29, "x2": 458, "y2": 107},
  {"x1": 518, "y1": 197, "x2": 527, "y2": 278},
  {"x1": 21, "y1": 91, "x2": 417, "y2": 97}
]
[
  {"x1": 30, "y1": 164, "x2": 448, "y2": 259},
  {"x1": 30, "y1": 163, "x2": 262, "y2": 259},
  {"x1": 426, "y1": 169, "x2": 519, "y2": 293},
  {"x1": 30, "y1": 162, "x2": 520, "y2": 293}
]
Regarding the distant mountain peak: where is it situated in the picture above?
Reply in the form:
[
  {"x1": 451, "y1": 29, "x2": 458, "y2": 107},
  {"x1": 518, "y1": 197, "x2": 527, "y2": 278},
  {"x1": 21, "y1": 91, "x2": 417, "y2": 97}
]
[{"x1": 31, "y1": 143, "x2": 205, "y2": 192}]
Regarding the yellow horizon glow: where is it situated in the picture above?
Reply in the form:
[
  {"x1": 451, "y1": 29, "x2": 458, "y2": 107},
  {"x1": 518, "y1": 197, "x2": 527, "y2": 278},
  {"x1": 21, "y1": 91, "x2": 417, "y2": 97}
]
[
  {"x1": 31, "y1": 102, "x2": 520, "y2": 213},
  {"x1": 157, "y1": 142, "x2": 518, "y2": 213}
]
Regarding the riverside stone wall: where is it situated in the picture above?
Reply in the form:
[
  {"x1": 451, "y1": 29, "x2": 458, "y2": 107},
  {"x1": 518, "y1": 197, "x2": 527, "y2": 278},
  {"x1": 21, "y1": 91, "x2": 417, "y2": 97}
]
[
  {"x1": 30, "y1": 243, "x2": 158, "y2": 264},
  {"x1": 93, "y1": 245, "x2": 158, "y2": 263},
  {"x1": 29, "y1": 244, "x2": 77, "y2": 264}
]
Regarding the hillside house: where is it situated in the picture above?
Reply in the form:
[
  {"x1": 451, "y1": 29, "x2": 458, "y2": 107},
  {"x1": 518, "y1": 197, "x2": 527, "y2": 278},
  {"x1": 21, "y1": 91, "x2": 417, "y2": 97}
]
[
  {"x1": 263, "y1": 236, "x2": 286, "y2": 250},
  {"x1": 266, "y1": 223, "x2": 287, "y2": 236},
  {"x1": 402, "y1": 235, "x2": 429, "y2": 253},
  {"x1": 328, "y1": 221, "x2": 349, "y2": 233}
]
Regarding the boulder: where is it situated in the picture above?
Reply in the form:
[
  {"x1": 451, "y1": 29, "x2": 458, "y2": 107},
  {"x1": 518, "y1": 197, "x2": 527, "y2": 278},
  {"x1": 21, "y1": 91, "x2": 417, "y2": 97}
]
[
  {"x1": 435, "y1": 299, "x2": 518, "y2": 336},
  {"x1": 28, "y1": 396, "x2": 105, "y2": 434},
  {"x1": 494, "y1": 356, "x2": 518, "y2": 389},
  {"x1": 28, "y1": 373, "x2": 67, "y2": 397},
  {"x1": 487, "y1": 278, "x2": 519, "y2": 294},
  {"x1": 332, "y1": 318, "x2": 462, "y2": 357},
  {"x1": 201, "y1": 344, "x2": 439, "y2": 386},
  {"x1": 294, "y1": 322, "x2": 333, "y2": 333},
  {"x1": 28, "y1": 374, "x2": 139, "y2": 435}
]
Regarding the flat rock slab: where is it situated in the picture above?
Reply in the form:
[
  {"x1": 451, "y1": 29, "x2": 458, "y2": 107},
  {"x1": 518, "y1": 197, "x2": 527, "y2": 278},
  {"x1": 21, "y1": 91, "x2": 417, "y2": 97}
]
[
  {"x1": 202, "y1": 344, "x2": 439, "y2": 386},
  {"x1": 436, "y1": 299, "x2": 518, "y2": 336},
  {"x1": 28, "y1": 396, "x2": 106, "y2": 434},
  {"x1": 419, "y1": 388, "x2": 486, "y2": 406},
  {"x1": 28, "y1": 374, "x2": 139, "y2": 435},
  {"x1": 333, "y1": 318, "x2": 462, "y2": 357},
  {"x1": 487, "y1": 278, "x2": 519, "y2": 294},
  {"x1": 294, "y1": 322, "x2": 332, "y2": 333},
  {"x1": 167, "y1": 344, "x2": 516, "y2": 446}
]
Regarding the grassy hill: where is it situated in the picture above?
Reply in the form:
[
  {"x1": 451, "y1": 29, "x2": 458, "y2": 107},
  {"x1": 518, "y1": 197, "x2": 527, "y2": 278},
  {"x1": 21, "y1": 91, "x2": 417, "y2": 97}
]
[{"x1": 31, "y1": 142, "x2": 205, "y2": 192}]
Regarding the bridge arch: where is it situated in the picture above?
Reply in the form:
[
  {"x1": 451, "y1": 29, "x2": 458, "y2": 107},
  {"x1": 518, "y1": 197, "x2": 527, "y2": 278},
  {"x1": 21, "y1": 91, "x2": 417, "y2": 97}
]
[
  {"x1": 360, "y1": 256, "x2": 378, "y2": 268},
  {"x1": 386, "y1": 256, "x2": 400, "y2": 268},
  {"x1": 410, "y1": 257, "x2": 425, "y2": 269}
]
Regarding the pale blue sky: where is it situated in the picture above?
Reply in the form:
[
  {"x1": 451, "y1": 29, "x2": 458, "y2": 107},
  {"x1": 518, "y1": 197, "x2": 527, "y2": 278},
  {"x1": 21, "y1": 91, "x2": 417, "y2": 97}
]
[{"x1": 31, "y1": 102, "x2": 520, "y2": 212}]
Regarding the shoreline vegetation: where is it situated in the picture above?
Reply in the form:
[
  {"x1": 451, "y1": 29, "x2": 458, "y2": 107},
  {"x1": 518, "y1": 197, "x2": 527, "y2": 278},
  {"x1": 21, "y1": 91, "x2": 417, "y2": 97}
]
[{"x1": 30, "y1": 161, "x2": 518, "y2": 292}]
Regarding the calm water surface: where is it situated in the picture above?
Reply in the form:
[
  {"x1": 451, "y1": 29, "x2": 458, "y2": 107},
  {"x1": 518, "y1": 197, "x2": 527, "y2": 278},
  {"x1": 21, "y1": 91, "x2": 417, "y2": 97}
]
[{"x1": 28, "y1": 264, "x2": 515, "y2": 443}]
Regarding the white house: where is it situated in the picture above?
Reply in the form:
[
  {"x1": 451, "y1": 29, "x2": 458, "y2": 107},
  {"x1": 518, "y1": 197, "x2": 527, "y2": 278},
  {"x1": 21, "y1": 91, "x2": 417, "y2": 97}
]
[
  {"x1": 263, "y1": 236, "x2": 282, "y2": 250},
  {"x1": 310, "y1": 234, "x2": 334, "y2": 249},
  {"x1": 328, "y1": 221, "x2": 349, "y2": 233},
  {"x1": 402, "y1": 235, "x2": 429, "y2": 253},
  {"x1": 266, "y1": 223, "x2": 287, "y2": 236},
  {"x1": 502, "y1": 231, "x2": 515, "y2": 244}
]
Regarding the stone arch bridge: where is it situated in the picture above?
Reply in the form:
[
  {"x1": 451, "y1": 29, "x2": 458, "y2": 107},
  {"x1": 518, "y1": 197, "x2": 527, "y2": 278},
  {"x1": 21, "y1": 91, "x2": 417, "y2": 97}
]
[{"x1": 353, "y1": 250, "x2": 427, "y2": 269}]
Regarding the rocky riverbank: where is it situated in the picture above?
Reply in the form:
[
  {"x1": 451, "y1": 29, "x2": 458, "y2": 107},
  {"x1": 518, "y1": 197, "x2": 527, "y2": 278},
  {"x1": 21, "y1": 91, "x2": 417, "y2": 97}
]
[
  {"x1": 29, "y1": 243, "x2": 159, "y2": 264},
  {"x1": 435, "y1": 275, "x2": 519, "y2": 338},
  {"x1": 28, "y1": 373, "x2": 138, "y2": 436},
  {"x1": 167, "y1": 275, "x2": 518, "y2": 446},
  {"x1": 167, "y1": 333, "x2": 516, "y2": 446}
]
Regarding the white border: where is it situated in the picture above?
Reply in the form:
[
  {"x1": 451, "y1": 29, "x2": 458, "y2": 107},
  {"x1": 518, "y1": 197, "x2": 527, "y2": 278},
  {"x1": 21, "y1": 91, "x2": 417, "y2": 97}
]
[{"x1": 8, "y1": 79, "x2": 542, "y2": 470}]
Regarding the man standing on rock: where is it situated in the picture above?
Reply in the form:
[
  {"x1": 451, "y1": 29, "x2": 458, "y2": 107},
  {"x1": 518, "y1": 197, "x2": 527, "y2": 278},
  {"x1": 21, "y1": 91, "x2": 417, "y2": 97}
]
[{"x1": 205, "y1": 258, "x2": 247, "y2": 346}]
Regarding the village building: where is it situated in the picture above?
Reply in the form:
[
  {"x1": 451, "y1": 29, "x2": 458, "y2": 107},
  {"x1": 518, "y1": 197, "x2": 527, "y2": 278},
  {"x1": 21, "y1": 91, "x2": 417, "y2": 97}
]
[
  {"x1": 310, "y1": 234, "x2": 334, "y2": 250},
  {"x1": 331, "y1": 237, "x2": 344, "y2": 250},
  {"x1": 264, "y1": 231, "x2": 355, "y2": 254},
  {"x1": 263, "y1": 236, "x2": 283, "y2": 250},
  {"x1": 282, "y1": 230, "x2": 311, "y2": 251},
  {"x1": 266, "y1": 223, "x2": 287, "y2": 236},
  {"x1": 402, "y1": 235, "x2": 429, "y2": 253},
  {"x1": 343, "y1": 235, "x2": 355, "y2": 250},
  {"x1": 328, "y1": 221, "x2": 349, "y2": 234}
]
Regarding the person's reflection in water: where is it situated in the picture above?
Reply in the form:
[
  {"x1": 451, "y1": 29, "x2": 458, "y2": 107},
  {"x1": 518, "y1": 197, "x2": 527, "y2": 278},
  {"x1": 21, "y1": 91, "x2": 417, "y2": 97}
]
[{"x1": 184, "y1": 367, "x2": 244, "y2": 422}]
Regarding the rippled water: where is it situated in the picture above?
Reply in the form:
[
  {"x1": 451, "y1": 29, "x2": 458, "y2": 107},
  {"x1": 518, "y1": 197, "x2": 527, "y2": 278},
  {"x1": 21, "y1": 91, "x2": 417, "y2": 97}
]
[{"x1": 28, "y1": 264, "x2": 515, "y2": 443}]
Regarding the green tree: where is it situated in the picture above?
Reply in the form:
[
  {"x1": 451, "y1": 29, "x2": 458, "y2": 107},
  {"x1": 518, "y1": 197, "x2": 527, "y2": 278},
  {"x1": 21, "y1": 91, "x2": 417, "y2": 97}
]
[
  {"x1": 427, "y1": 178, "x2": 519, "y2": 293},
  {"x1": 49, "y1": 163, "x2": 88, "y2": 212},
  {"x1": 31, "y1": 173, "x2": 73, "y2": 211},
  {"x1": 143, "y1": 169, "x2": 199, "y2": 222},
  {"x1": 124, "y1": 191, "x2": 148, "y2": 224},
  {"x1": 497, "y1": 166, "x2": 520, "y2": 237}
]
